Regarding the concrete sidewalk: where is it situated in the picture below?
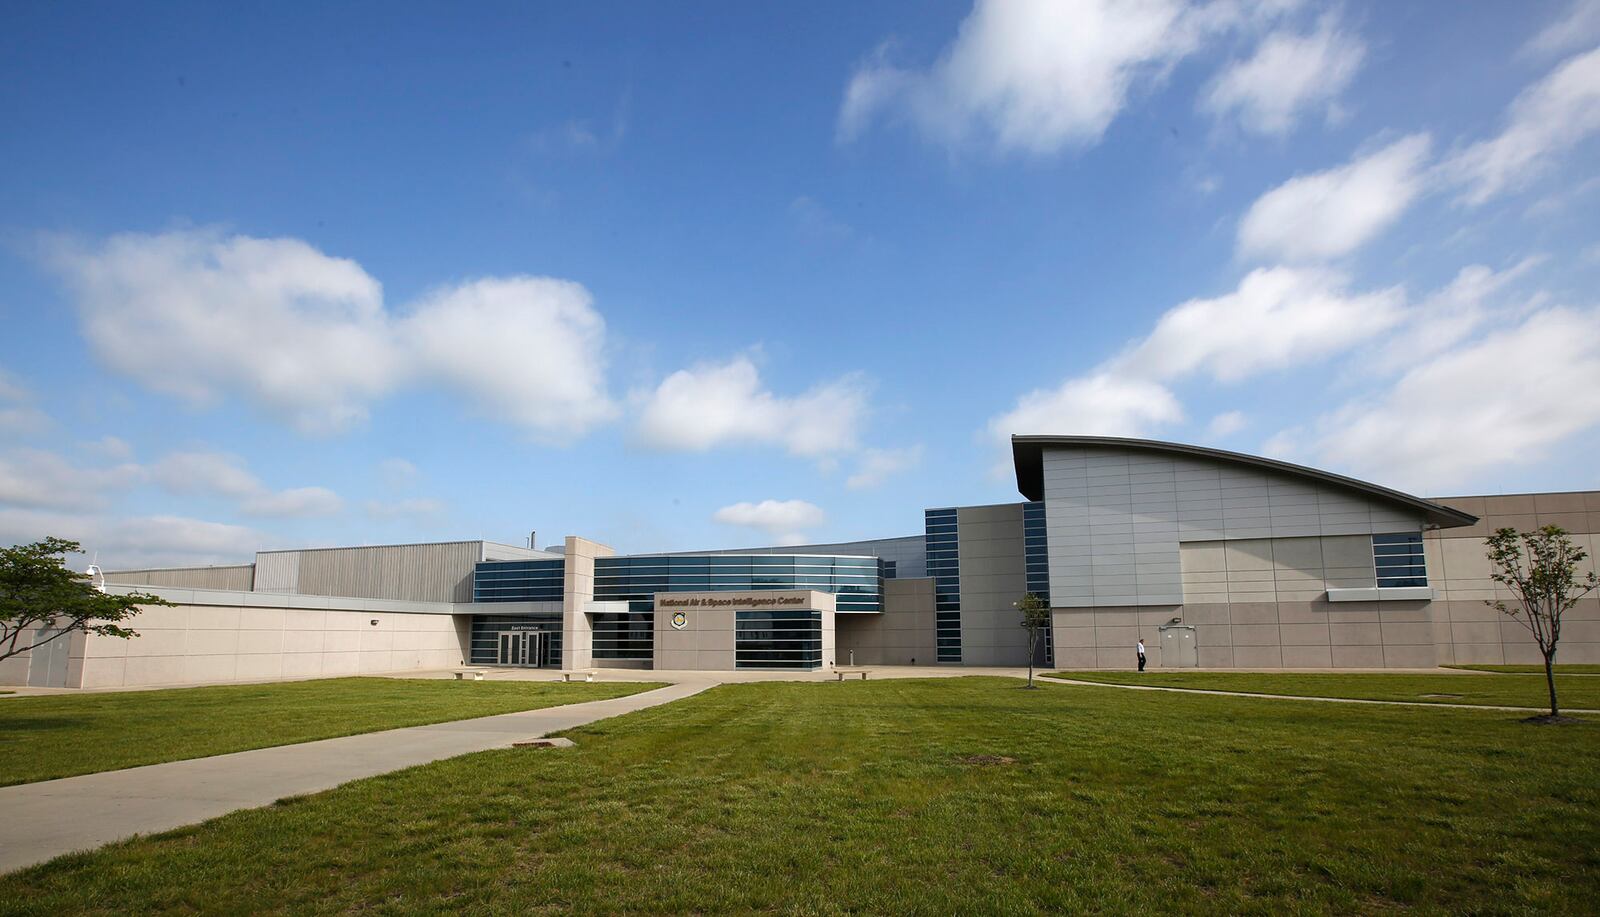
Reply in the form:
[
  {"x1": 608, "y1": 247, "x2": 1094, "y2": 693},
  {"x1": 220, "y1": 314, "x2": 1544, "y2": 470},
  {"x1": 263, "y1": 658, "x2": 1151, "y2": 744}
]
[{"x1": 0, "y1": 681, "x2": 707, "y2": 875}]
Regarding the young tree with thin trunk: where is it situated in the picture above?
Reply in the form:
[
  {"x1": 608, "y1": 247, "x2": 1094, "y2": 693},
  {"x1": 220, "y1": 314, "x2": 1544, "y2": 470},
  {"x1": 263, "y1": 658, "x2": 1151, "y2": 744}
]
[
  {"x1": 1483, "y1": 525, "x2": 1598, "y2": 719},
  {"x1": 1, "y1": 537, "x2": 169, "y2": 665},
  {"x1": 1016, "y1": 592, "x2": 1051, "y2": 689}
]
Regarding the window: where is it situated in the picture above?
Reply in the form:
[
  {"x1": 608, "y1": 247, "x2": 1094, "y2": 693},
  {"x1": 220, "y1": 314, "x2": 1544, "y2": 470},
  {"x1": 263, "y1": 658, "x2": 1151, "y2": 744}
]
[{"x1": 1372, "y1": 533, "x2": 1427, "y2": 587}]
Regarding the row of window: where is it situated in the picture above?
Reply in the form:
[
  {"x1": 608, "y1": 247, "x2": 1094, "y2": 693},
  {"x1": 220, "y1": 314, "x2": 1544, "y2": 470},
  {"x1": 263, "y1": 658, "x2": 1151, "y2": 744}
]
[
  {"x1": 1022, "y1": 501, "x2": 1053, "y2": 667},
  {"x1": 474, "y1": 554, "x2": 885, "y2": 610},
  {"x1": 1372, "y1": 533, "x2": 1428, "y2": 588},
  {"x1": 926, "y1": 508, "x2": 962, "y2": 663},
  {"x1": 735, "y1": 610, "x2": 823, "y2": 670}
]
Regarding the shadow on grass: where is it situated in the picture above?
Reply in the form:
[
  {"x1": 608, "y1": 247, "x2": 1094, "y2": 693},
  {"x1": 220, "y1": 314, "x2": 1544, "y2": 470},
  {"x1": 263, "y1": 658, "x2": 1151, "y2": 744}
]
[{"x1": 0, "y1": 717, "x2": 77, "y2": 732}]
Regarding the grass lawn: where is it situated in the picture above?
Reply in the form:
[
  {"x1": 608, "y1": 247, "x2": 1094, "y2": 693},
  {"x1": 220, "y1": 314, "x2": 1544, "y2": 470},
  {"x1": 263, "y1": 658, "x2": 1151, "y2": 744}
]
[
  {"x1": 4, "y1": 677, "x2": 1597, "y2": 913},
  {"x1": 1445, "y1": 663, "x2": 1600, "y2": 675},
  {"x1": 1045, "y1": 670, "x2": 1600, "y2": 709},
  {"x1": 0, "y1": 677, "x2": 657, "y2": 787}
]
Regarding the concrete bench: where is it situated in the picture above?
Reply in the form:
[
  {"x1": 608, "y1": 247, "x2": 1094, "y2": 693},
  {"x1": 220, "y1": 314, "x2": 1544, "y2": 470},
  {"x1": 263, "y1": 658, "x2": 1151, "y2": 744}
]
[
  {"x1": 561, "y1": 671, "x2": 596, "y2": 683},
  {"x1": 835, "y1": 670, "x2": 871, "y2": 681},
  {"x1": 452, "y1": 670, "x2": 486, "y2": 681}
]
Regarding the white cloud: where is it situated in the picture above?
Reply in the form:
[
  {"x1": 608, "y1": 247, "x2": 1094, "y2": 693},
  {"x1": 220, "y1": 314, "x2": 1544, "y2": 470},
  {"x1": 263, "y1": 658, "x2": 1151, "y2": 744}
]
[
  {"x1": 399, "y1": 277, "x2": 617, "y2": 441},
  {"x1": 365, "y1": 497, "x2": 446, "y2": 519},
  {"x1": 0, "y1": 407, "x2": 50, "y2": 438},
  {"x1": 987, "y1": 373, "x2": 1183, "y2": 445},
  {"x1": 1206, "y1": 410, "x2": 1247, "y2": 437},
  {"x1": 1523, "y1": 0, "x2": 1600, "y2": 58},
  {"x1": 83, "y1": 436, "x2": 134, "y2": 461},
  {"x1": 0, "y1": 448, "x2": 145, "y2": 511},
  {"x1": 0, "y1": 367, "x2": 50, "y2": 438},
  {"x1": 240, "y1": 486, "x2": 343, "y2": 518},
  {"x1": 712, "y1": 499, "x2": 826, "y2": 546},
  {"x1": 151, "y1": 451, "x2": 261, "y2": 498},
  {"x1": 986, "y1": 267, "x2": 1405, "y2": 466},
  {"x1": 1203, "y1": 15, "x2": 1365, "y2": 135},
  {"x1": 1442, "y1": 47, "x2": 1600, "y2": 206},
  {"x1": 633, "y1": 356, "x2": 867, "y2": 458},
  {"x1": 1111, "y1": 267, "x2": 1406, "y2": 381},
  {"x1": 839, "y1": 0, "x2": 1295, "y2": 154},
  {"x1": 151, "y1": 450, "x2": 342, "y2": 518},
  {"x1": 1237, "y1": 134, "x2": 1432, "y2": 261},
  {"x1": 1364, "y1": 258, "x2": 1543, "y2": 375},
  {"x1": 846, "y1": 446, "x2": 924, "y2": 490},
  {"x1": 1273, "y1": 307, "x2": 1600, "y2": 492},
  {"x1": 0, "y1": 507, "x2": 264, "y2": 569},
  {"x1": 43, "y1": 229, "x2": 617, "y2": 439}
]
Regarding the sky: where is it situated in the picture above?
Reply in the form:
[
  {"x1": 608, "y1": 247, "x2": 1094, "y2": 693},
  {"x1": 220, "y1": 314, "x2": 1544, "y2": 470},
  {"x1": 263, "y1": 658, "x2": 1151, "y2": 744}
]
[{"x1": 2, "y1": 0, "x2": 1599, "y2": 568}]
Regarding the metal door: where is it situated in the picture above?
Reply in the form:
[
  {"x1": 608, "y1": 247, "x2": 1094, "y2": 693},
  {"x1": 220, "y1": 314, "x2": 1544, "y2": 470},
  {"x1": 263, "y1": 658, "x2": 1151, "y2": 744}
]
[{"x1": 1158, "y1": 625, "x2": 1198, "y2": 667}]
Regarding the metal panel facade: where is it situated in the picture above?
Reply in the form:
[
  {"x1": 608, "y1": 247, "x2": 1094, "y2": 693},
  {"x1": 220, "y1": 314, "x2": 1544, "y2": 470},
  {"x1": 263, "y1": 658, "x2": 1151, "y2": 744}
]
[{"x1": 102, "y1": 565, "x2": 256, "y2": 591}]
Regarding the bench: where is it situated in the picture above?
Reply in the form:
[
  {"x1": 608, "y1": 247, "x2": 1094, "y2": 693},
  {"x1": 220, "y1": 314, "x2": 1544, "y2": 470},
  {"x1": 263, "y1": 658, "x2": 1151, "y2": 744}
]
[
  {"x1": 452, "y1": 669, "x2": 486, "y2": 681},
  {"x1": 835, "y1": 670, "x2": 871, "y2": 681},
  {"x1": 561, "y1": 671, "x2": 596, "y2": 683}
]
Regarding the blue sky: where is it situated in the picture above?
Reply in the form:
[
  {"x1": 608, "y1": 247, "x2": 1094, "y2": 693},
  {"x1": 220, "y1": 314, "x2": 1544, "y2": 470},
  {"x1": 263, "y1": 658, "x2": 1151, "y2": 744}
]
[{"x1": 2, "y1": 0, "x2": 1599, "y2": 567}]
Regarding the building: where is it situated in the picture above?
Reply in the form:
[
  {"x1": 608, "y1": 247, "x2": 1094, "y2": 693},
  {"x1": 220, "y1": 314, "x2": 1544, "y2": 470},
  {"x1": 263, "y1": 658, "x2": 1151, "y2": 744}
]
[{"x1": 4, "y1": 436, "x2": 1597, "y2": 688}]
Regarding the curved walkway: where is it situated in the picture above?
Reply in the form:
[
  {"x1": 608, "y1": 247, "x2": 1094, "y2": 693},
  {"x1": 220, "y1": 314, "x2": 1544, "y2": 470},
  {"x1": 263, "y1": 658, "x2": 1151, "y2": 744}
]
[
  {"x1": 0, "y1": 681, "x2": 707, "y2": 875},
  {"x1": 1043, "y1": 676, "x2": 1600, "y2": 714}
]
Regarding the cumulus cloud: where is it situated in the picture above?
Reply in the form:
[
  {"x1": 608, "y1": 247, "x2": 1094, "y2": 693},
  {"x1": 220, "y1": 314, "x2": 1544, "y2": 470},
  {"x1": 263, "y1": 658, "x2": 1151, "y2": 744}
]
[
  {"x1": 986, "y1": 267, "x2": 1404, "y2": 465},
  {"x1": 1363, "y1": 258, "x2": 1543, "y2": 374},
  {"x1": 839, "y1": 0, "x2": 1296, "y2": 154},
  {"x1": 986, "y1": 373, "x2": 1183, "y2": 447},
  {"x1": 42, "y1": 229, "x2": 617, "y2": 439},
  {"x1": 0, "y1": 506, "x2": 264, "y2": 569},
  {"x1": 1237, "y1": 134, "x2": 1432, "y2": 261},
  {"x1": 1270, "y1": 307, "x2": 1600, "y2": 492},
  {"x1": 633, "y1": 356, "x2": 867, "y2": 458},
  {"x1": 1441, "y1": 47, "x2": 1600, "y2": 206},
  {"x1": 151, "y1": 451, "x2": 342, "y2": 518},
  {"x1": 712, "y1": 499, "x2": 826, "y2": 545},
  {"x1": 0, "y1": 448, "x2": 145, "y2": 511},
  {"x1": 1111, "y1": 267, "x2": 1406, "y2": 380},
  {"x1": 846, "y1": 445, "x2": 924, "y2": 490},
  {"x1": 1203, "y1": 15, "x2": 1365, "y2": 135}
]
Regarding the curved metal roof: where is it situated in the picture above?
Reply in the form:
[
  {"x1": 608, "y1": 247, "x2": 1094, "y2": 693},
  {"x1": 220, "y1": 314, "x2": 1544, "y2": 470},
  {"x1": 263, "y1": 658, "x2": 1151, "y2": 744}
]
[{"x1": 1011, "y1": 435, "x2": 1477, "y2": 529}]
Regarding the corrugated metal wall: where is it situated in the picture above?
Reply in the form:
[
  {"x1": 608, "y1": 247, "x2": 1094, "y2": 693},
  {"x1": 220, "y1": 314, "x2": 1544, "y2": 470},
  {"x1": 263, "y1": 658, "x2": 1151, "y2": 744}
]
[
  {"x1": 101, "y1": 565, "x2": 257, "y2": 591},
  {"x1": 259, "y1": 542, "x2": 484, "y2": 602}
]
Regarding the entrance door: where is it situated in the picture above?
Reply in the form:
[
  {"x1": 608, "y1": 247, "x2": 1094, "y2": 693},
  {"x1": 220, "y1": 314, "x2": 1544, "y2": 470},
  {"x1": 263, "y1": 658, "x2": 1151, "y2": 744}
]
[
  {"x1": 1158, "y1": 625, "x2": 1198, "y2": 667},
  {"x1": 496, "y1": 631, "x2": 547, "y2": 667}
]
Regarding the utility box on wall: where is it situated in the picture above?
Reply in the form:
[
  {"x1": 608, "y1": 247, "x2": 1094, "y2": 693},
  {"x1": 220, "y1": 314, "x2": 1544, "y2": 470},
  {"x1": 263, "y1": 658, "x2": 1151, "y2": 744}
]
[{"x1": 1158, "y1": 624, "x2": 1197, "y2": 667}]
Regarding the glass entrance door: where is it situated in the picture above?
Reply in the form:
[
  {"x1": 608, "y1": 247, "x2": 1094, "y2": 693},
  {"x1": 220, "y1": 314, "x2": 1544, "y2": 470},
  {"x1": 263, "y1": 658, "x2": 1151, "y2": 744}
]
[{"x1": 496, "y1": 630, "x2": 548, "y2": 667}]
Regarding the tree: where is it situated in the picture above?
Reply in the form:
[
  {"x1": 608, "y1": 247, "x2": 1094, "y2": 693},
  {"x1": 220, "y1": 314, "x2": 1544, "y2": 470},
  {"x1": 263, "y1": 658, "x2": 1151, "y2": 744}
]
[
  {"x1": 1483, "y1": 525, "x2": 1598, "y2": 719},
  {"x1": 0, "y1": 537, "x2": 170, "y2": 665},
  {"x1": 1016, "y1": 592, "x2": 1051, "y2": 689}
]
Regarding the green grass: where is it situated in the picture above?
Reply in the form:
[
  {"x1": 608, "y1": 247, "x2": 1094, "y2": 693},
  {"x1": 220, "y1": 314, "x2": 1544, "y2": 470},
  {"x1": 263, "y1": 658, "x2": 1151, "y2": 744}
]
[
  {"x1": 0, "y1": 677, "x2": 658, "y2": 786},
  {"x1": 4, "y1": 677, "x2": 1597, "y2": 914},
  {"x1": 1445, "y1": 663, "x2": 1600, "y2": 675},
  {"x1": 1044, "y1": 670, "x2": 1600, "y2": 709}
]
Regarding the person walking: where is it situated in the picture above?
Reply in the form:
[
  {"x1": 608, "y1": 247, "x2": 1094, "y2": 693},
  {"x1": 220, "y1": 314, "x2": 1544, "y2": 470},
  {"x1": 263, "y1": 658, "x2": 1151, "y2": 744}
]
[{"x1": 1136, "y1": 638, "x2": 1147, "y2": 672}]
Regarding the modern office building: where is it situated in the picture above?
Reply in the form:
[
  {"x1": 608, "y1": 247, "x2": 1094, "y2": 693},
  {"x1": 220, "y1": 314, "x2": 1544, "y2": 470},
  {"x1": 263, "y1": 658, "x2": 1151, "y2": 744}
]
[{"x1": 4, "y1": 435, "x2": 1597, "y2": 688}]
